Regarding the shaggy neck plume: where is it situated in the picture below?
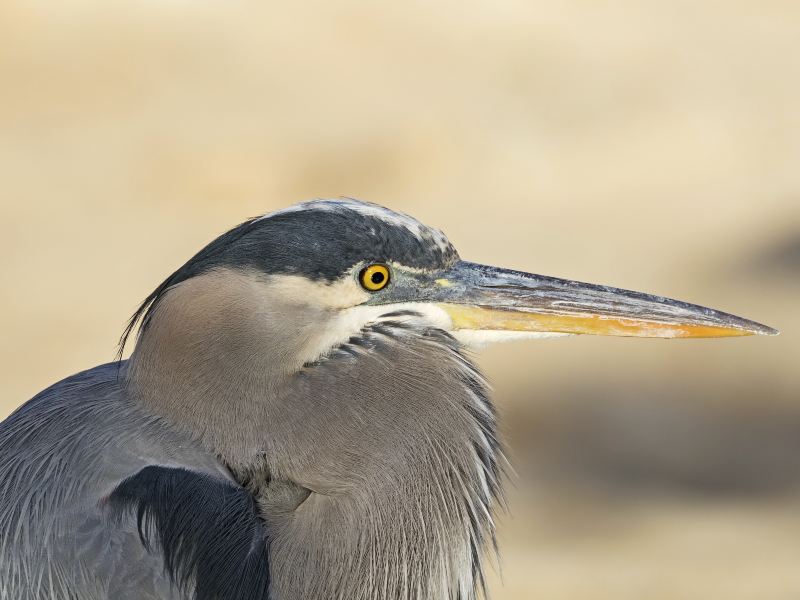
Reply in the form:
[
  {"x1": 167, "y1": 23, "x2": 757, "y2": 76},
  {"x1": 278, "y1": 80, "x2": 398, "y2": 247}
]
[
  {"x1": 265, "y1": 323, "x2": 504, "y2": 600},
  {"x1": 125, "y1": 271, "x2": 504, "y2": 600}
]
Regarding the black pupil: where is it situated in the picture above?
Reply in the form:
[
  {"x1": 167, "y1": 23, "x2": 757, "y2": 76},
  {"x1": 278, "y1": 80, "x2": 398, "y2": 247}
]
[{"x1": 370, "y1": 271, "x2": 385, "y2": 285}]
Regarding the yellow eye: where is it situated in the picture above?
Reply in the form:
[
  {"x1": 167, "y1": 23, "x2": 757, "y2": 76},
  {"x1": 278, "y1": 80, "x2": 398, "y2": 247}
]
[{"x1": 360, "y1": 264, "x2": 391, "y2": 291}]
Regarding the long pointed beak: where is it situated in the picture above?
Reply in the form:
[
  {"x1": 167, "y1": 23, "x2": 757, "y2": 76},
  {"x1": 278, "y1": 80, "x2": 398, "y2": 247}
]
[{"x1": 428, "y1": 261, "x2": 777, "y2": 338}]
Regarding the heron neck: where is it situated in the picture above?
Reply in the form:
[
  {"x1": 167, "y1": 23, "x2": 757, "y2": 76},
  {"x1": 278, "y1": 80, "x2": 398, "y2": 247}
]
[
  {"x1": 124, "y1": 274, "x2": 504, "y2": 599},
  {"x1": 263, "y1": 325, "x2": 504, "y2": 600},
  {"x1": 124, "y1": 269, "x2": 332, "y2": 462}
]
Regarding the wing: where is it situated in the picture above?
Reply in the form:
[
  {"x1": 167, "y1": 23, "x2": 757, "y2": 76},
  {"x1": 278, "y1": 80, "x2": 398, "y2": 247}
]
[
  {"x1": 0, "y1": 363, "x2": 270, "y2": 600},
  {"x1": 102, "y1": 466, "x2": 271, "y2": 600}
]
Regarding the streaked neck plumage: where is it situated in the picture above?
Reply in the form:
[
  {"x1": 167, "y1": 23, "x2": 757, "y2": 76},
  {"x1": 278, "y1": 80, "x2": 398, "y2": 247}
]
[{"x1": 125, "y1": 268, "x2": 505, "y2": 600}]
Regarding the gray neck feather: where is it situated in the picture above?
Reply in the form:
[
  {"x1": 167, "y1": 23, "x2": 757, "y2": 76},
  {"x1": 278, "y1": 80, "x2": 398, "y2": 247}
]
[{"x1": 126, "y1": 273, "x2": 504, "y2": 600}]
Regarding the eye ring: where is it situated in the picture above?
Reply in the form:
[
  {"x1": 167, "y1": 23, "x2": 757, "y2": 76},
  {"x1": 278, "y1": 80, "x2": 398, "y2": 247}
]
[{"x1": 359, "y1": 264, "x2": 391, "y2": 292}]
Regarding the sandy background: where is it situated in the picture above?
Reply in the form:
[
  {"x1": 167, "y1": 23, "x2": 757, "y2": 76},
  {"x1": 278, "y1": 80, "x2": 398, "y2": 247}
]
[{"x1": 1, "y1": 1, "x2": 799, "y2": 598}]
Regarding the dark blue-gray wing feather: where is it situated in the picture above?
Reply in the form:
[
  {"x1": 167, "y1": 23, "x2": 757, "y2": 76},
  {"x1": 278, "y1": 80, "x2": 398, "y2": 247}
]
[
  {"x1": 106, "y1": 466, "x2": 270, "y2": 600},
  {"x1": 0, "y1": 363, "x2": 270, "y2": 600}
]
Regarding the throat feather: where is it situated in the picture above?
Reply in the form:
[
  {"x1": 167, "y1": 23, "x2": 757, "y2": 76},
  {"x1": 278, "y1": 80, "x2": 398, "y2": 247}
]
[{"x1": 267, "y1": 324, "x2": 505, "y2": 600}]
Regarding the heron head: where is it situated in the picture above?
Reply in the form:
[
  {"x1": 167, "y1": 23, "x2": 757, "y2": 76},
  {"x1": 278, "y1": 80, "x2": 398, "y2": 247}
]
[{"x1": 124, "y1": 198, "x2": 776, "y2": 376}]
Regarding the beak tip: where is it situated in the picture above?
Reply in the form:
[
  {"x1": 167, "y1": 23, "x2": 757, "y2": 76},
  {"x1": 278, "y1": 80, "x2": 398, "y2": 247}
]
[{"x1": 741, "y1": 320, "x2": 779, "y2": 336}]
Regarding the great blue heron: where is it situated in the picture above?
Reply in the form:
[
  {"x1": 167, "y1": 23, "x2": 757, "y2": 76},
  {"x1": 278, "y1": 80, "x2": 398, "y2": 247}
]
[{"x1": 0, "y1": 199, "x2": 776, "y2": 600}]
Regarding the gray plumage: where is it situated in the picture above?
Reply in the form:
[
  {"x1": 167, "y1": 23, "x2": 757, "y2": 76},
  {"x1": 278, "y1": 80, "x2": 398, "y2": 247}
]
[
  {"x1": 0, "y1": 199, "x2": 774, "y2": 600},
  {"x1": 1, "y1": 201, "x2": 501, "y2": 600},
  {"x1": 0, "y1": 363, "x2": 227, "y2": 599}
]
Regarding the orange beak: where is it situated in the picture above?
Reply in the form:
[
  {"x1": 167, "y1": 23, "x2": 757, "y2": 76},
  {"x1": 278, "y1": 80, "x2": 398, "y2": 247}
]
[{"x1": 425, "y1": 261, "x2": 777, "y2": 339}]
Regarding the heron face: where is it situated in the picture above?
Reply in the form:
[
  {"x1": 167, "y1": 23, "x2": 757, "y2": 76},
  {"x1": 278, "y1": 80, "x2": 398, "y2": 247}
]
[{"x1": 127, "y1": 199, "x2": 776, "y2": 371}]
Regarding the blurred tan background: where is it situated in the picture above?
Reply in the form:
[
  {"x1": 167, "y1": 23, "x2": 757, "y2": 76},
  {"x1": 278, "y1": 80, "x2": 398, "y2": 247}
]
[{"x1": 1, "y1": 1, "x2": 799, "y2": 598}]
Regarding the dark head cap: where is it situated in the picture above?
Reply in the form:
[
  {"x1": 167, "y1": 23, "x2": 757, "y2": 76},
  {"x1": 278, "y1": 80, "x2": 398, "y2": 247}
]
[{"x1": 120, "y1": 199, "x2": 459, "y2": 353}]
